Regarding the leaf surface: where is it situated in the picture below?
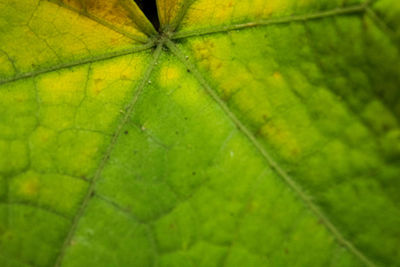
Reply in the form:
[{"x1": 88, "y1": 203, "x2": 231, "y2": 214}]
[{"x1": 0, "y1": 0, "x2": 399, "y2": 266}]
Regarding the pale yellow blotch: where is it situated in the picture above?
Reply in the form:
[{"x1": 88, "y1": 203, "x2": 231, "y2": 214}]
[
  {"x1": 54, "y1": 0, "x2": 153, "y2": 37},
  {"x1": 159, "y1": 64, "x2": 182, "y2": 88},
  {"x1": 252, "y1": 0, "x2": 269, "y2": 18},
  {"x1": 181, "y1": 0, "x2": 240, "y2": 28},
  {"x1": 188, "y1": 34, "x2": 302, "y2": 162},
  {"x1": 232, "y1": 88, "x2": 273, "y2": 126},
  {"x1": 263, "y1": 0, "x2": 290, "y2": 17},
  {"x1": 191, "y1": 39, "x2": 225, "y2": 80},
  {"x1": 181, "y1": 0, "x2": 305, "y2": 31},
  {"x1": 191, "y1": 37, "x2": 266, "y2": 102},
  {"x1": 17, "y1": 172, "x2": 40, "y2": 197},
  {"x1": 218, "y1": 68, "x2": 253, "y2": 100},
  {"x1": 159, "y1": 63, "x2": 202, "y2": 108},
  {"x1": 192, "y1": 40, "x2": 214, "y2": 63},
  {"x1": 191, "y1": 38, "x2": 235, "y2": 98},
  {"x1": 273, "y1": 71, "x2": 282, "y2": 80},
  {"x1": 232, "y1": 0, "x2": 265, "y2": 19},
  {"x1": 171, "y1": 82, "x2": 202, "y2": 109},
  {"x1": 184, "y1": 0, "x2": 234, "y2": 26},
  {"x1": 157, "y1": 0, "x2": 185, "y2": 28},
  {"x1": 87, "y1": 55, "x2": 146, "y2": 102},
  {"x1": 191, "y1": 38, "x2": 274, "y2": 125},
  {"x1": 213, "y1": 1, "x2": 234, "y2": 22},
  {"x1": 19, "y1": 178, "x2": 40, "y2": 196},
  {"x1": 37, "y1": 66, "x2": 88, "y2": 105},
  {"x1": 259, "y1": 120, "x2": 301, "y2": 161}
]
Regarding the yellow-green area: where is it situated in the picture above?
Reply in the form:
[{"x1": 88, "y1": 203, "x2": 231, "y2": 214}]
[{"x1": 0, "y1": 0, "x2": 399, "y2": 266}]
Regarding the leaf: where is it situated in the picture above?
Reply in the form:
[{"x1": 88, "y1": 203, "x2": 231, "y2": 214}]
[{"x1": 0, "y1": 0, "x2": 399, "y2": 266}]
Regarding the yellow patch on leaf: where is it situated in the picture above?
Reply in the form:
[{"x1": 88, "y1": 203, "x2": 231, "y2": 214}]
[
  {"x1": 159, "y1": 64, "x2": 182, "y2": 87},
  {"x1": 19, "y1": 179, "x2": 40, "y2": 196},
  {"x1": 259, "y1": 120, "x2": 302, "y2": 160},
  {"x1": 157, "y1": 0, "x2": 184, "y2": 28},
  {"x1": 16, "y1": 172, "x2": 40, "y2": 197},
  {"x1": 50, "y1": 0, "x2": 155, "y2": 37}
]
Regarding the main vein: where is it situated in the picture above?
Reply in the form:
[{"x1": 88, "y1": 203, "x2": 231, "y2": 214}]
[
  {"x1": 53, "y1": 43, "x2": 163, "y2": 267},
  {"x1": 172, "y1": 4, "x2": 366, "y2": 39},
  {"x1": 166, "y1": 39, "x2": 376, "y2": 267},
  {"x1": 0, "y1": 43, "x2": 154, "y2": 87},
  {"x1": 167, "y1": 0, "x2": 196, "y2": 32}
]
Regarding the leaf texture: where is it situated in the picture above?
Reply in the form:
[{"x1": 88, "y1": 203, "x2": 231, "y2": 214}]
[{"x1": 0, "y1": 0, "x2": 399, "y2": 266}]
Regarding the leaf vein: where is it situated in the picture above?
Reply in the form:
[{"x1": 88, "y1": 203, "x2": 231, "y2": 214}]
[
  {"x1": 166, "y1": 39, "x2": 376, "y2": 267},
  {"x1": 0, "y1": 43, "x2": 154, "y2": 87},
  {"x1": 365, "y1": 7, "x2": 400, "y2": 49},
  {"x1": 0, "y1": 201, "x2": 71, "y2": 220},
  {"x1": 172, "y1": 4, "x2": 366, "y2": 39},
  {"x1": 52, "y1": 43, "x2": 163, "y2": 267}
]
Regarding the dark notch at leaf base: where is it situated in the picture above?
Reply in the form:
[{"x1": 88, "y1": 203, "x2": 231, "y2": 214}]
[{"x1": 134, "y1": 0, "x2": 160, "y2": 31}]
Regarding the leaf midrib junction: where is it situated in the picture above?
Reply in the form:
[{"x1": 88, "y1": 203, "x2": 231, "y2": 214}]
[{"x1": 0, "y1": 3, "x2": 371, "y2": 87}]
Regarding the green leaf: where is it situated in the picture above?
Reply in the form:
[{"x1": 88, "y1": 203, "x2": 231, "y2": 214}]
[{"x1": 0, "y1": 0, "x2": 399, "y2": 266}]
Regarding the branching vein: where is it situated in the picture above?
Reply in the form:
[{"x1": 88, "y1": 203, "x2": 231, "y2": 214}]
[
  {"x1": 166, "y1": 39, "x2": 376, "y2": 267},
  {"x1": 52, "y1": 43, "x2": 164, "y2": 267}
]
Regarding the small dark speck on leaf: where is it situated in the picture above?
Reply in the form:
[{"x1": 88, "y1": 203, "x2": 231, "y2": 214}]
[
  {"x1": 192, "y1": 171, "x2": 196, "y2": 175},
  {"x1": 124, "y1": 130, "x2": 129, "y2": 135}
]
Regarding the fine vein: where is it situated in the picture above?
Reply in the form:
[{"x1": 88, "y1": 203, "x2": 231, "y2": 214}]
[
  {"x1": 166, "y1": 39, "x2": 376, "y2": 267},
  {"x1": 365, "y1": 7, "x2": 400, "y2": 48},
  {"x1": 53, "y1": 43, "x2": 163, "y2": 267},
  {"x1": 0, "y1": 201, "x2": 70, "y2": 220}
]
